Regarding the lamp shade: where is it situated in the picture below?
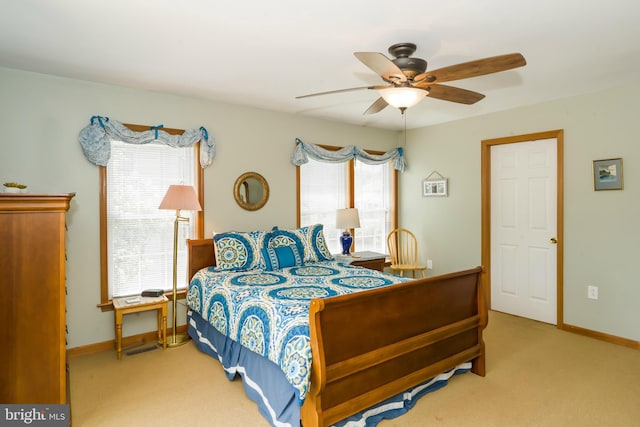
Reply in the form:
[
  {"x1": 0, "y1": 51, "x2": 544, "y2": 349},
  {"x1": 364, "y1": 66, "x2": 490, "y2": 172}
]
[
  {"x1": 336, "y1": 208, "x2": 361, "y2": 229},
  {"x1": 378, "y1": 87, "x2": 428, "y2": 110},
  {"x1": 159, "y1": 185, "x2": 202, "y2": 211}
]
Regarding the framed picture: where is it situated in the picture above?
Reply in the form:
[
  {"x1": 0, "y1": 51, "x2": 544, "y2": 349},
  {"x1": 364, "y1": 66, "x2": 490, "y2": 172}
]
[
  {"x1": 593, "y1": 158, "x2": 623, "y2": 191},
  {"x1": 423, "y1": 178, "x2": 448, "y2": 197}
]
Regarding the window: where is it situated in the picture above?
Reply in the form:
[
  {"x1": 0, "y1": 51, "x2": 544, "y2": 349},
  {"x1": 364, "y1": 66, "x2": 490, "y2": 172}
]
[
  {"x1": 299, "y1": 159, "x2": 348, "y2": 252},
  {"x1": 297, "y1": 147, "x2": 397, "y2": 254},
  {"x1": 354, "y1": 160, "x2": 394, "y2": 253},
  {"x1": 99, "y1": 125, "x2": 203, "y2": 306}
]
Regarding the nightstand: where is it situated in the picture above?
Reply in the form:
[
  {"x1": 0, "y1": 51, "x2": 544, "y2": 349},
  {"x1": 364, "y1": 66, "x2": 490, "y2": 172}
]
[
  {"x1": 336, "y1": 251, "x2": 388, "y2": 272},
  {"x1": 112, "y1": 295, "x2": 168, "y2": 360}
]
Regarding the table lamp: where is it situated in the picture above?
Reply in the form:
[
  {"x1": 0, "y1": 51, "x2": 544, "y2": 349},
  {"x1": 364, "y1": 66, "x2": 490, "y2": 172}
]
[{"x1": 336, "y1": 208, "x2": 360, "y2": 255}]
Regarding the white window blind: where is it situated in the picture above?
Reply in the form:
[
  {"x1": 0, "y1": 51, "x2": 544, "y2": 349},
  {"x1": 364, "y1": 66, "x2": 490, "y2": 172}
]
[
  {"x1": 299, "y1": 157, "x2": 393, "y2": 254},
  {"x1": 106, "y1": 140, "x2": 196, "y2": 299},
  {"x1": 299, "y1": 158, "x2": 347, "y2": 253},
  {"x1": 354, "y1": 161, "x2": 392, "y2": 254}
]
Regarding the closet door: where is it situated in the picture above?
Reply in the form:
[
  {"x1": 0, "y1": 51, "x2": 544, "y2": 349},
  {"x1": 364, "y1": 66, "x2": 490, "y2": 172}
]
[{"x1": 489, "y1": 137, "x2": 559, "y2": 324}]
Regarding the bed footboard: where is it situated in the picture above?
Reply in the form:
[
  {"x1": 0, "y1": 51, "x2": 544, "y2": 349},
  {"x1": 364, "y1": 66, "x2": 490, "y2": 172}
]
[{"x1": 302, "y1": 266, "x2": 486, "y2": 427}]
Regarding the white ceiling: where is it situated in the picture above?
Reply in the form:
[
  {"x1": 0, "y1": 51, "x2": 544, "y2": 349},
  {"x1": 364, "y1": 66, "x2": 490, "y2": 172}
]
[{"x1": 1, "y1": 0, "x2": 639, "y2": 131}]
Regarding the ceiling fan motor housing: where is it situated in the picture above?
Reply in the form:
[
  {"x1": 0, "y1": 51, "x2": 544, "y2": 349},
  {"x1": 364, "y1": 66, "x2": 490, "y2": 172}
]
[{"x1": 388, "y1": 43, "x2": 427, "y2": 78}]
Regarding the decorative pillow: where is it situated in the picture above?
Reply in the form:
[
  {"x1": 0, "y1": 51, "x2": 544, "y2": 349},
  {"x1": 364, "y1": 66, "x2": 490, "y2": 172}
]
[
  {"x1": 261, "y1": 229, "x2": 306, "y2": 270},
  {"x1": 213, "y1": 230, "x2": 268, "y2": 271},
  {"x1": 265, "y1": 229, "x2": 305, "y2": 252},
  {"x1": 289, "y1": 224, "x2": 334, "y2": 263},
  {"x1": 261, "y1": 244, "x2": 304, "y2": 271}
]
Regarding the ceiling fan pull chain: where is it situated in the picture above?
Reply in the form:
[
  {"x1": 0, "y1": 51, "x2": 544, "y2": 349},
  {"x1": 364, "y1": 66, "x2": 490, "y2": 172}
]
[{"x1": 403, "y1": 111, "x2": 407, "y2": 146}]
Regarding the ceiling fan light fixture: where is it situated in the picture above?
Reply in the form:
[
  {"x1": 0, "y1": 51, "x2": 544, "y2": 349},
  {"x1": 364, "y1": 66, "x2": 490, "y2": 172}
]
[{"x1": 378, "y1": 87, "x2": 428, "y2": 110}]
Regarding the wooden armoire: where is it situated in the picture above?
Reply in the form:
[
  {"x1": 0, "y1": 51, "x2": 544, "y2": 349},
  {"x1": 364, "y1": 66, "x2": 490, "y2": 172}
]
[{"x1": 0, "y1": 193, "x2": 75, "y2": 403}]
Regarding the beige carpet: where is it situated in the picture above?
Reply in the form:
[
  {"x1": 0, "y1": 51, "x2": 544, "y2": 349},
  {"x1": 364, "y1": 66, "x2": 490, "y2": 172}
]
[{"x1": 69, "y1": 311, "x2": 640, "y2": 426}]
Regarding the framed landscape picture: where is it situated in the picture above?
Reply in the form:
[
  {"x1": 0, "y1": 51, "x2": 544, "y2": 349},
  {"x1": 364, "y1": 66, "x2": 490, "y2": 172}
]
[{"x1": 593, "y1": 158, "x2": 623, "y2": 191}]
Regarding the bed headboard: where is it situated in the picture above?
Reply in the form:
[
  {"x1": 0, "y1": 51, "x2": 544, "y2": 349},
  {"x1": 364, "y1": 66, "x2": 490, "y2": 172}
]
[{"x1": 187, "y1": 238, "x2": 216, "y2": 281}]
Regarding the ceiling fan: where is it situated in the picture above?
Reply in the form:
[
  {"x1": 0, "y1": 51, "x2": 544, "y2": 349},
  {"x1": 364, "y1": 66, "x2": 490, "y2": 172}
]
[{"x1": 297, "y1": 42, "x2": 526, "y2": 114}]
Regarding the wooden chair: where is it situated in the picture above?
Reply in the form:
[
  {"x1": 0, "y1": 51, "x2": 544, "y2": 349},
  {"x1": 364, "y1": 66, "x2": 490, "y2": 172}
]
[{"x1": 386, "y1": 228, "x2": 427, "y2": 278}]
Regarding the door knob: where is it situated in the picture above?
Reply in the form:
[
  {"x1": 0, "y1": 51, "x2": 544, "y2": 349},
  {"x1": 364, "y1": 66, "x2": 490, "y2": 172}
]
[{"x1": 550, "y1": 237, "x2": 558, "y2": 244}]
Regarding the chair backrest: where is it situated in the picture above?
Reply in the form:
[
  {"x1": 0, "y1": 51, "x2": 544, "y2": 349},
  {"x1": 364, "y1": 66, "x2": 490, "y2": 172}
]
[{"x1": 387, "y1": 228, "x2": 420, "y2": 265}]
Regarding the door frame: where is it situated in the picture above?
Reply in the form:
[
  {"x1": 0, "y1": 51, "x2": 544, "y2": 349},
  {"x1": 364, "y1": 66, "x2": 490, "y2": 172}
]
[{"x1": 481, "y1": 129, "x2": 564, "y2": 327}]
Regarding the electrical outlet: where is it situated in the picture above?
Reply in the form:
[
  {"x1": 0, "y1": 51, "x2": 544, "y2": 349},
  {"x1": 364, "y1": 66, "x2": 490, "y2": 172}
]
[
  {"x1": 427, "y1": 259, "x2": 433, "y2": 269},
  {"x1": 587, "y1": 285, "x2": 599, "y2": 300}
]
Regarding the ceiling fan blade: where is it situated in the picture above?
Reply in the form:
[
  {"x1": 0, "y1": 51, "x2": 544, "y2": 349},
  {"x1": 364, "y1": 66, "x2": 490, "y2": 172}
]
[
  {"x1": 363, "y1": 97, "x2": 389, "y2": 115},
  {"x1": 296, "y1": 86, "x2": 374, "y2": 99},
  {"x1": 414, "y1": 53, "x2": 526, "y2": 84},
  {"x1": 354, "y1": 52, "x2": 407, "y2": 83},
  {"x1": 425, "y1": 84, "x2": 486, "y2": 105}
]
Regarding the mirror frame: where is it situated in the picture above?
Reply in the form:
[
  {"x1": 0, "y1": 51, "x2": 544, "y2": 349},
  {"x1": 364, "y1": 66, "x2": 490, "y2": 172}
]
[{"x1": 233, "y1": 171, "x2": 270, "y2": 211}]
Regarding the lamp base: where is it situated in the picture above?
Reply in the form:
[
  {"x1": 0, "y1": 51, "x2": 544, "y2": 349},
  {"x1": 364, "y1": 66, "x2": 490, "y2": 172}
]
[
  {"x1": 166, "y1": 332, "x2": 190, "y2": 348},
  {"x1": 340, "y1": 231, "x2": 353, "y2": 255}
]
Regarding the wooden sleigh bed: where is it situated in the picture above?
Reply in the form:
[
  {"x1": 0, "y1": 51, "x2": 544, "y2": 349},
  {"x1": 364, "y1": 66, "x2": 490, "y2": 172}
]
[{"x1": 187, "y1": 237, "x2": 487, "y2": 427}]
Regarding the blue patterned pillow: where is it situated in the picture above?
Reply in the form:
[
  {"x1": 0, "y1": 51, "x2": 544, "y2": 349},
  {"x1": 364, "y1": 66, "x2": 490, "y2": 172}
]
[
  {"x1": 213, "y1": 230, "x2": 268, "y2": 271},
  {"x1": 265, "y1": 229, "x2": 305, "y2": 253},
  {"x1": 290, "y1": 224, "x2": 334, "y2": 263},
  {"x1": 261, "y1": 245, "x2": 304, "y2": 271},
  {"x1": 261, "y1": 229, "x2": 305, "y2": 270}
]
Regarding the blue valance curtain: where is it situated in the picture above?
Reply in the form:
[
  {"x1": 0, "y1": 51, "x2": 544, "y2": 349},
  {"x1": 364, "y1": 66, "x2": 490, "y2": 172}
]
[
  {"x1": 78, "y1": 116, "x2": 215, "y2": 167},
  {"x1": 291, "y1": 138, "x2": 406, "y2": 172}
]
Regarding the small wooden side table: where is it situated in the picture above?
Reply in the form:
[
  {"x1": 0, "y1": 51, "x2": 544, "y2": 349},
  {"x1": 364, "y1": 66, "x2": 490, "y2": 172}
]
[
  {"x1": 112, "y1": 295, "x2": 168, "y2": 360},
  {"x1": 335, "y1": 251, "x2": 388, "y2": 272}
]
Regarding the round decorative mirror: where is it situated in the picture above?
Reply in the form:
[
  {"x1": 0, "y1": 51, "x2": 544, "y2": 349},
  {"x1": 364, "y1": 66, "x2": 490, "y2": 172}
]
[{"x1": 234, "y1": 172, "x2": 270, "y2": 211}]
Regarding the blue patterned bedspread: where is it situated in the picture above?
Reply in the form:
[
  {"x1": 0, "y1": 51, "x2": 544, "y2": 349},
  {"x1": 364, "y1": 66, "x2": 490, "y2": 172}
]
[{"x1": 186, "y1": 261, "x2": 410, "y2": 402}]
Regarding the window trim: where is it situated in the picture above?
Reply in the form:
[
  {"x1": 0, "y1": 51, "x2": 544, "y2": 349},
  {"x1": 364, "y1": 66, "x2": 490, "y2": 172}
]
[
  {"x1": 98, "y1": 123, "x2": 204, "y2": 311},
  {"x1": 296, "y1": 143, "x2": 398, "y2": 244}
]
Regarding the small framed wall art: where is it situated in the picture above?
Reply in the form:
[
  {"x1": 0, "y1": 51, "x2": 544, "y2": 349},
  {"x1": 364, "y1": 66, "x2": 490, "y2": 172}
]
[
  {"x1": 593, "y1": 158, "x2": 623, "y2": 191},
  {"x1": 423, "y1": 171, "x2": 448, "y2": 197}
]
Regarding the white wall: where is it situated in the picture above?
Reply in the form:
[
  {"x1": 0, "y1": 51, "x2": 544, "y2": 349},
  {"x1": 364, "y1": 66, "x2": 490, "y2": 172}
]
[
  {"x1": 0, "y1": 67, "x2": 397, "y2": 348},
  {"x1": 3, "y1": 65, "x2": 638, "y2": 347},
  {"x1": 401, "y1": 83, "x2": 640, "y2": 342}
]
